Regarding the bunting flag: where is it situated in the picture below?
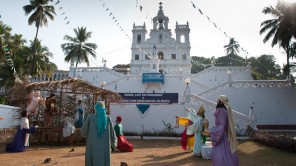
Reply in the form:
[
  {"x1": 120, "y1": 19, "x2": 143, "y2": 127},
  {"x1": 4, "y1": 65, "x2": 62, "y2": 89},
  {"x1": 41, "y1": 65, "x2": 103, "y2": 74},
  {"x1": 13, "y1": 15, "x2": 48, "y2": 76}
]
[
  {"x1": 189, "y1": 0, "x2": 250, "y2": 57},
  {"x1": 98, "y1": 0, "x2": 132, "y2": 40},
  {"x1": 4, "y1": 48, "x2": 16, "y2": 74},
  {"x1": 51, "y1": 0, "x2": 71, "y2": 26},
  {"x1": 191, "y1": 1, "x2": 196, "y2": 8}
]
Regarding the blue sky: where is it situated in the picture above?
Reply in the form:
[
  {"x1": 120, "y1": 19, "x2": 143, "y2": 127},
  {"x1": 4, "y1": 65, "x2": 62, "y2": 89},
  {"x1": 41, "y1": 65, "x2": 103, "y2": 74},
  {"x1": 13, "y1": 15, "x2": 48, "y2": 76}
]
[{"x1": 0, "y1": 0, "x2": 292, "y2": 70}]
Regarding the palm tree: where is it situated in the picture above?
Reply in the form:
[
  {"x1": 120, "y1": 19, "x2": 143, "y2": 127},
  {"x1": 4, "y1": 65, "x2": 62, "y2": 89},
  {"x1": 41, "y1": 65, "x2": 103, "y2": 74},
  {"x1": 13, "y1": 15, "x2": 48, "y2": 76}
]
[
  {"x1": 224, "y1": 38, "x2": 240, "y2": 55},
  {"x1": 61, "y1": 27, "x2": 98, "y2": 68},
  {"x1": 0, "y1": 21, "x2": 12, "y2": 61},
  {"x1": 259, "y1": 1, "x2": 296, "y2": 76},
  {"x1": 23, "y1": 0, "x2": 56, "y2": 48},
  {"x1": 23, "y1": 0, "x2": 55, "y2": 76},
  {"x1": 0, "y1": 63, "x2": 15, "y2": 88},
  {"x1": 22, "y1": 39, "x2": 56, "y2": 78}
]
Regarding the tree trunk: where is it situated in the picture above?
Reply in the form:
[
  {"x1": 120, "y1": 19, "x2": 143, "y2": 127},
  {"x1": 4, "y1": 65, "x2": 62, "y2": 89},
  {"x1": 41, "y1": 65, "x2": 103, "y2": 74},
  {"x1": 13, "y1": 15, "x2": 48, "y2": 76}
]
[
  {"x1": 31, "y1": 26, "x2": 40, "y2": 76},
  {"x1": 287, "y1": 49, "x2": 290, "y2": 77}
]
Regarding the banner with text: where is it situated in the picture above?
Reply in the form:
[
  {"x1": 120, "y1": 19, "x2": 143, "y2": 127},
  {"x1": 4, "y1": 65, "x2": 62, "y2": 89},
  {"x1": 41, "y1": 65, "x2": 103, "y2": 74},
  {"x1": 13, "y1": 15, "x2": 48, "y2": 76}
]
[{"x1": 119, "y1": 93, "x2": 178, "y2": 104}]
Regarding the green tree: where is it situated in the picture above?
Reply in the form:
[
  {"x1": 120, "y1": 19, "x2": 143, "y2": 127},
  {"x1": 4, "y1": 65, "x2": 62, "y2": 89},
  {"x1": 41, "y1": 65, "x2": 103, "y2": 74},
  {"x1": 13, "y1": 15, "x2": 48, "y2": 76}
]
[
  {"x1": 23, "y1": 0, "x2": 55, "y2": 76},
  {"x1": 224, "y1": 38, "x2": 240, "y2": 55},
  {"x1": 249, "y1": 55, "x2": 281, "y2": 80},
  {"x1": 191, "y1": 56, "x2": 211, "y2": 74},
  {"x1": 23, "y1": 0, "x2": 56, "y2": 48},
  {"x1": 22, "y1": 39, "x2": 57, "y2": 78},
  {"x1": 260, "y1": 1, "x2": 296, "y2": 76},
  {"x1": 61, "y1": 27, "x2": 98, "y2": 68},
  {"x1": 0, "y1": 63, "x2": 15, "y2": 88},
  {"x1": 0, "y1": 21, "x2": 12, "y2": 61},
  {"x1": 215, "y1": 54, "x2": 245, "y2": 66}
]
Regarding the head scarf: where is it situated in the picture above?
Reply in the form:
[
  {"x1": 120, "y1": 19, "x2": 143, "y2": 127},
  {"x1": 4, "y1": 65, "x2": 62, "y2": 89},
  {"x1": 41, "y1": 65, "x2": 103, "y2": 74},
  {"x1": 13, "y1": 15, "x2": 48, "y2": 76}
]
[
  {"x1": 95, "y1": 101, "x2": 107, "y2": 137},
  {"x1": 218, "y1": 95, "x2": 237, "y2": 153},
  {"x1": 197, "y1": 105, "x2": 205, "y2": 118},
  {"x1": 116, "y1": 116, "x2": 122, "y2": 123}
]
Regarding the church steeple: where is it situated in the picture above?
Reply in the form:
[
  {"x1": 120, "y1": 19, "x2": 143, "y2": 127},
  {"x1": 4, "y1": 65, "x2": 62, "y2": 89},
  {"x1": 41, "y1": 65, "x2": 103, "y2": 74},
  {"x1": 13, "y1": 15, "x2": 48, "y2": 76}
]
[
  {"x1": 153, "y1": 2, "x2": 169, "y2": 31},
  {"x1": 130, "y1": 2, "x2": 191, "y2": 75}
]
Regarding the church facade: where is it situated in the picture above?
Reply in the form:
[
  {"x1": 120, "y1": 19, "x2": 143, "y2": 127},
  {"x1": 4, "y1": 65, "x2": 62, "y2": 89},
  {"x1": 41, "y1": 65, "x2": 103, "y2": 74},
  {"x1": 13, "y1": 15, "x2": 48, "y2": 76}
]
[{"x1": 62, "y1": 3, "x2": 295, "y2": 134}]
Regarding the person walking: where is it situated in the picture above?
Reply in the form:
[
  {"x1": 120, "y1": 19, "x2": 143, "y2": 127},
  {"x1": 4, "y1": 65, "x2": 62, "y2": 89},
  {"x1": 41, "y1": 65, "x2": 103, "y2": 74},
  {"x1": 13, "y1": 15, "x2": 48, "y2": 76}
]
[{"x1": 80, "y1": 101, "x2": 117, "y2": 166}]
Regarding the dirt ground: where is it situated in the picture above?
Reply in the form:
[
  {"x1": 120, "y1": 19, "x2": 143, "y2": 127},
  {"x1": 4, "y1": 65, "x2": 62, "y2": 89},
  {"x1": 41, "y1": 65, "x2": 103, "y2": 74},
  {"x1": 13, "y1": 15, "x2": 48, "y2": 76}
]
[{"x1": 0, "y1": 139, "x2": 295, "y2": 166}]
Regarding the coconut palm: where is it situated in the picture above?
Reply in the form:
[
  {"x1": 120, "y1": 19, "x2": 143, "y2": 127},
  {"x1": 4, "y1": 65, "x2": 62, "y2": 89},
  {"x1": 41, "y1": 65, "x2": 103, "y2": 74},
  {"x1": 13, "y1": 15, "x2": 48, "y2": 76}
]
[
  {"x1": 0, "y1": 21, "x2": 12, "y2": 61},
  {"x1": 22, "y1": 39, "x2": 56, "y2": 78},
  {"x1": 224, "y1": 38, "x2": 240, "y2": 55},
  {"x1": 259, "y1": 1, "x2": 296, "y2": 76},
  {"x1": 0, "y1": 63, "x2": 15, "y2": 88},
  {"x1": 23, "y1": 0, "x2": 56, "y2": 48},
  {"x1": 61, "y1": 27, "x2": 98, "y2": 68},
  {"x1": 23, "y1": 0, "x2": 55, "y2": 76}
]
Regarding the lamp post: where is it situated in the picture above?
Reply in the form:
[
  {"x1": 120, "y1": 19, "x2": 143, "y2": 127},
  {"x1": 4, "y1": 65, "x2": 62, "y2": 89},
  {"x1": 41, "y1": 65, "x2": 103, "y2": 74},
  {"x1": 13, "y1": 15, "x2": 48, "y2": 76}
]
[
  {"x1": 184, "y1": 78, "x2": 191, "y2": 107},
  {"x1": 184, "y1": 78, "x2": 191, "y2": 85},
  {"x1": 227, "y1": 69, "x2": 232, "y2": 81},
  {"x1": 99, "y1": 81, "x2": 106, "y2": 89},
  {"x1": 99, "y1": 81, "x2": 109, "y2": 114}
]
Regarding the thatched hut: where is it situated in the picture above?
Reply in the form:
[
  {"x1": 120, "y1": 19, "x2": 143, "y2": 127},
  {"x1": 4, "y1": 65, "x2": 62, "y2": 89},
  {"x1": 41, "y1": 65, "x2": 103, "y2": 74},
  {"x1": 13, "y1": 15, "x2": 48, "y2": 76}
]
[{"x1": 10, "y1": 78, "x2": 122, "y2": 145}]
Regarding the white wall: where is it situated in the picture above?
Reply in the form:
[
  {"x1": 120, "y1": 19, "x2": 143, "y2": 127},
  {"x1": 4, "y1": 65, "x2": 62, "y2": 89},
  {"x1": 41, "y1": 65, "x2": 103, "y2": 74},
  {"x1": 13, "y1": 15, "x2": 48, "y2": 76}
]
[{"x1": 0, "y1": 104, "x2": 20, "y2": 128}]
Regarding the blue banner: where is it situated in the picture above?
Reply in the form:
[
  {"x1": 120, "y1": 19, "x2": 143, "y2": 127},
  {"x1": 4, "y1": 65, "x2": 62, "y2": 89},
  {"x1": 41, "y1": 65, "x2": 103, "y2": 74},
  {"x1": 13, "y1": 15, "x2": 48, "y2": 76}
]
[
  {"x1": 142, "y1": 73, "x2": 165, "y2": 84},
  {"x1": 119, "y1": 93, "x2": 178, "y2": 104}
]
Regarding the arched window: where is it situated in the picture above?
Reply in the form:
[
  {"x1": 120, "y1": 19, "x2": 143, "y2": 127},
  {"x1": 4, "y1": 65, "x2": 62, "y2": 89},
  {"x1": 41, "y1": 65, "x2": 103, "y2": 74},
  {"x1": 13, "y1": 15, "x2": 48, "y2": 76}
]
[
  {"x1": 180, "y1": 34, "x2": 185, "y2": 43},
  {"x1": 137, "y1": 34, "x2": 141, "y2": 44}
]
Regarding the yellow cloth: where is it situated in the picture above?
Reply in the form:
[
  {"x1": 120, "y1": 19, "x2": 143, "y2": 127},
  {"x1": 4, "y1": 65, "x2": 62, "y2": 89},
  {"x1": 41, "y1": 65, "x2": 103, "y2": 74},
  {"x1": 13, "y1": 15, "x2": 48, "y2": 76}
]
[
  {"x1": 187, "y1": 136, "x2": 195, "y2": 150},
  {"x1": 177, "y1": 117, "x2": 190, "y2": 126}
]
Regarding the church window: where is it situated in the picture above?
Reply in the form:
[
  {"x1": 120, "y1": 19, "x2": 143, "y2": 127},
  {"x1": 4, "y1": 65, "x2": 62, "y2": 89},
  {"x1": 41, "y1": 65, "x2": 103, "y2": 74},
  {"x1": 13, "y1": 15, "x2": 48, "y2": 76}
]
[
  {"x1": 158, "y1": 51, "x2": 164, "y2": 60},
  {"x1": 171, "y1": 54, "x2": 176, "y2": 59},
  {"x1": 135, "y1": 54, "x2": 139, "y2": 60},
  {"x1": 137, "y1": 34, "x2": 141, "y2": 44},
  {"x1": 180, "y1": 34, "x2": 185, "y2": 43}
]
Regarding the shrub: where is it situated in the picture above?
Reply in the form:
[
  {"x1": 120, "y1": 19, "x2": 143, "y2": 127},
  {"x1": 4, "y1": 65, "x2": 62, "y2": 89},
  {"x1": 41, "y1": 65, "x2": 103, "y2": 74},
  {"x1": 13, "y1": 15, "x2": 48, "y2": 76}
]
[{"x1": 252, "y1": 131, "x2": 296, "y2": 153}]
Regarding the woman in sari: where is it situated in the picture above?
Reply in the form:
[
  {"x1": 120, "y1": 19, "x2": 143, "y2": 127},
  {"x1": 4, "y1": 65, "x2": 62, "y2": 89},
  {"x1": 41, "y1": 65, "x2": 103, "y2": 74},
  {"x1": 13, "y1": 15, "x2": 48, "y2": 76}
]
[
  {"x1": 6, "y1": 110, "x2": 37, "y2": 152},
  {"x1": 203, "y1": 95, "x2": 239, "y2": 166},
  {"x1": 114, "y1": 116, "x2": 133, "y2": 152}
]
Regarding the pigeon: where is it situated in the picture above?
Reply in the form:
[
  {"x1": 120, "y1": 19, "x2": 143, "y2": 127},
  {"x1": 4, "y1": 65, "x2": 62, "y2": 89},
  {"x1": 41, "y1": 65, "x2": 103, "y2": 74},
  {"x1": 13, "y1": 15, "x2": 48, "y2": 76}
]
[
  {"x1": 120, "y1": 162, "x2": 128, "y2": 166},
  {"x1": 43, "y1": 158, "x2": 51, "y2": 164}
]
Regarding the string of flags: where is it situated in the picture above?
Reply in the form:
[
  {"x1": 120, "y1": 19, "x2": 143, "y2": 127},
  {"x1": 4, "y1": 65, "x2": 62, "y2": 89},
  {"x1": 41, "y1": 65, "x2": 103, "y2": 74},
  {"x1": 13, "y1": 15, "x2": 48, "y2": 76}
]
[
  {"x1": 50, "y1": 0, "x2": 70, "y2": 25},
  {"x1": 189, "y1": 0, "x2": 249, "y2": 57},
  {"x1": 4, "y1": 48, "x2": 16, "y2": 73},
  {"x1": 98, "y1": 0, "x2": 132, "y2": 41}
]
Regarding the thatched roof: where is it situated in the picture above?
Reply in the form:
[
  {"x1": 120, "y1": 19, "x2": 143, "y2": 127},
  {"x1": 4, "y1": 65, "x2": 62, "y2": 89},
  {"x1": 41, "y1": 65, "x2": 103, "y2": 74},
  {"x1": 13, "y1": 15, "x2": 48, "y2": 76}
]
[{"x1": 11, "y1": 78, "x2": 122, "y2": 107}]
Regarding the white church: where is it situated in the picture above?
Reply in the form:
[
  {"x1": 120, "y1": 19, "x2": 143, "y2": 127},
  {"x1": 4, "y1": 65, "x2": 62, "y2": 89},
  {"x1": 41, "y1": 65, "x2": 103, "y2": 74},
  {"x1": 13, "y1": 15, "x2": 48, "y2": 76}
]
[{"x1": 13, "y1": 2, "x2": 295, "y2": 134}]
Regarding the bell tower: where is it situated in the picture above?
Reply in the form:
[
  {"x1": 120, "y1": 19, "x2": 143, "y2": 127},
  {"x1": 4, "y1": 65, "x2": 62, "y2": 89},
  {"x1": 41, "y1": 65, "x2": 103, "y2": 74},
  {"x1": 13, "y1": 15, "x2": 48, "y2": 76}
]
[{"x1": 130, "y1": 2, "x2": 191, "y2": 75}]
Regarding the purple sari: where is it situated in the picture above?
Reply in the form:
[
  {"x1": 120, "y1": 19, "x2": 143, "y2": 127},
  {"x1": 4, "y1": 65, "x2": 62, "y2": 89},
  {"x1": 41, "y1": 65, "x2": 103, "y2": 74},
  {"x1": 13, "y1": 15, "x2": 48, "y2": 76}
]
[{"x1": 210, "y1": 108, "x2": 239, "y2": 166}]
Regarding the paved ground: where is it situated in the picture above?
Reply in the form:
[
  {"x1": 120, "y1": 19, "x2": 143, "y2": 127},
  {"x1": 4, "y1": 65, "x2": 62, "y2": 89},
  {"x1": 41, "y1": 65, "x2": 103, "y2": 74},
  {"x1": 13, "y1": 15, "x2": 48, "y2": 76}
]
[{"x1": 0, "y1": 139, "x2": 296, "y2": 166}]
